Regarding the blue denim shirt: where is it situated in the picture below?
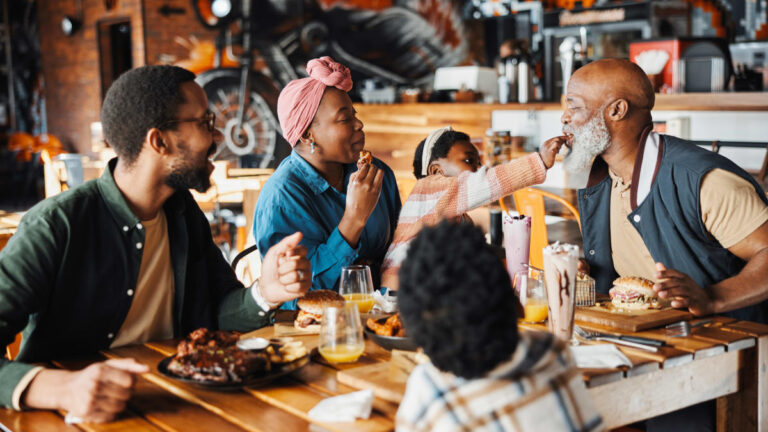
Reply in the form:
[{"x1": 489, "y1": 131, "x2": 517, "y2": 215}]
[{"x1": 254, "y1": 151, "x2": 401, "y2": 309}]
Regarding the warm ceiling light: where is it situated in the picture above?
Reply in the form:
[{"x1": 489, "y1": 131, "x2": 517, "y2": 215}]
[
  {"x1": 211, "y1": 0, "x2": 232, "y2": 18},
  {"x1": 61, "y1": 16, "x2": 81, "y2": 36}
]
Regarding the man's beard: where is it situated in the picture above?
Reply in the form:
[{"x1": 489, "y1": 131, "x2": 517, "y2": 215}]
[
  {"x1": 562, "y1": 110, "x2": 612, "y2": 173},
  {"x1": 164, "y1": 143, "x2": 214, "y2": 193}
]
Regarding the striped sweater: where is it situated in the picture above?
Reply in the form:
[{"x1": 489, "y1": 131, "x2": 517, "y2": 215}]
[{"x1": 381, "y1": 153, "x2": 547, "y2": 290}]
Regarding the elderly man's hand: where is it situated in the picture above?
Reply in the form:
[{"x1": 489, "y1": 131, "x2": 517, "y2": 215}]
[
  {"x1": 578, "y1": 259, "x2": 590, "y2": 275},
  {"x1": 259, "y1": 232, "x2": 312, "y2": 306},
  {"x1": 653, "y1": 262, "x2": 714, "y2": 316}
]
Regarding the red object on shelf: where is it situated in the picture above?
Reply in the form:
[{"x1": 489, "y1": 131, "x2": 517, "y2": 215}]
[{"x1": 629, "y1": 39, "x2": 697, "y2": 92}]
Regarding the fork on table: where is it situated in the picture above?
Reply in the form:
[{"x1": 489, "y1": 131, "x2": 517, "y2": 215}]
[
  {"x1": 664, "y1": 318, "x2": 713, "y2": 337},
  {"x1": 573, "y1": 325, "x2": 661, "y2": 352}
]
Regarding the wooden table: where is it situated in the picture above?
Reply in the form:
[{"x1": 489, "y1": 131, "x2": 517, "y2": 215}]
[
  {"x1": 0, "y1": 316, "x2": 766, "y2": 432},
  {"x1": 0, "y1": 211, "x2": 21, "y2": 252}
]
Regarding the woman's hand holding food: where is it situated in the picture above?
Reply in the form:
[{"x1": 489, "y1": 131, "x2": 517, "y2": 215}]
[{"x1": 339, "y1": 161, "x2": 384, "y2": 246}]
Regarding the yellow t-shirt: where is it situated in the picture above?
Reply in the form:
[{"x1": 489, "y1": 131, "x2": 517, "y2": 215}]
[
  {"x1": 111, "y1": 209, "x2": 175, "y2": 348},
  {"x1": 610, "y1": 168, "x2": 768, "y2": 281}
]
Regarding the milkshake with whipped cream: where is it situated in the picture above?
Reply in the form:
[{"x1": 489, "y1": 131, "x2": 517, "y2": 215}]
[
  {"x1": 543, "y1": 243, "x2": 579, "y2": 341},
  {"x1": 503, "y1": 214, "x2": 531, "y2": 284}
]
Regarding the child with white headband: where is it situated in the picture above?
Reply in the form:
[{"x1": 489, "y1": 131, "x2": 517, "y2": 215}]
[{"x1": 380, "y1": 127, "x2": 567, "y2": 290}]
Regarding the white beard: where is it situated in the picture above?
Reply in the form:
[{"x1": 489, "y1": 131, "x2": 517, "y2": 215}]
[{"x1": 562, "y1": 111, "x2": 612, "y2": 173}]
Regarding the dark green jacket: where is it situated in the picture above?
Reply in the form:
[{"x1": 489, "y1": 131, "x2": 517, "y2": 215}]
[{"x1": 0, "y1": 159, "x2": 273, "y2": 407}]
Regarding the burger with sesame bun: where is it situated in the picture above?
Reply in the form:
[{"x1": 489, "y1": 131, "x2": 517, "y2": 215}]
[
  {"x1": 294, "y1": 290, "x2": 346, "y2": 332},
  {"x1": 609, "y1": 276, "x2": 664, "y2": 310}
]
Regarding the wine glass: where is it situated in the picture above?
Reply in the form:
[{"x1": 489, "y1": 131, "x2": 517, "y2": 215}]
[
  {"x1": 318, "y1": 303, "x2": 365, "y2": 364},
  {"x1": 514, "y1": 268, "x2": 548, "y2": 324},
  {"x1": 339, "y1": 265, "x2": 375, "y2": 314}
]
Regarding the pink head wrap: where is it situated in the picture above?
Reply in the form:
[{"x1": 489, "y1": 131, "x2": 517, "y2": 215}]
[{"x1": 277, "y1": 56, "x2": 354, "y2": 147}]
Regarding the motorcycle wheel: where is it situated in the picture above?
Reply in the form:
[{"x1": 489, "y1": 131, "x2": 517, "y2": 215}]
[{"x1": 195, "y1": 68, "x2": 291, "y2": 168}]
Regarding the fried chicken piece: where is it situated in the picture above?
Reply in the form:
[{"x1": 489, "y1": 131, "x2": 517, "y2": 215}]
[{"x1": 366, "y1": 314, "x2": 407, "y2": 337}]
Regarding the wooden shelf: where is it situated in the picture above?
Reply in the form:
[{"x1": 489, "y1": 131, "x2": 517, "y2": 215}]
[
  {"x1": 355, "y1": 92, "x2": 768, "y2": 113},
  {"x1": 653, "y1": 92, "x2": 768, "y2": 111}
]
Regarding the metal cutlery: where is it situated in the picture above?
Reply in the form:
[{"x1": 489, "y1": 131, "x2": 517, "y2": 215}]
[
  {"x1": 574, "y1": 325, "x2": 661, "y2": 352},
  {"x1": 665, "y1": 318, "x2": 713, "y2": 337}
]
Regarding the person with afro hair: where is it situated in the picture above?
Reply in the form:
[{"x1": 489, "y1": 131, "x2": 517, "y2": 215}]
[
  {"x1": 380, "y1": 127, "x2": 568, "y2": 290},
  {"x1": 0, "y1": 65, "x2": 313, "y2": 422},
  {"x1": 396, "y1": 221, "x2": 603, "y2": 432}
]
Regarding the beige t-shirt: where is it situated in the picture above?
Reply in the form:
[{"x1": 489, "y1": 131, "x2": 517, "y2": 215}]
[
  {"x1": 610, "y1": 168, "x2": 768, "y2": 281},
  {"x1": 111, "y1": 209, "x2": 175, "y2": 348}
]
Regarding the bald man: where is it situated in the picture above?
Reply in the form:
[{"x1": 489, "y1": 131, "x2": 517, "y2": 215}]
[{"x1": 559, "y1": 59, "x2": 768, "y2": 431}]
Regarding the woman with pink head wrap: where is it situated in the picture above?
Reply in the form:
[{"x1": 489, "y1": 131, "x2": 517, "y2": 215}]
[{"x1": 253, "y1": 57, "x2": 402, "y2": 308}]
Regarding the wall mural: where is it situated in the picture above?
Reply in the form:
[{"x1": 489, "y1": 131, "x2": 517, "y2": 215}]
[{"x1": 168, "y1": 0, "x2": 470, "y2": 167}]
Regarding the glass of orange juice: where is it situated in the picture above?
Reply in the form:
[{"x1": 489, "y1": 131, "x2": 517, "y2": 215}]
[
  {"x1": 339, "y1": 265, "x2": 375, "y2": 313},
  {"x1": 514, "y1": 268, "x2": 548, "y2": 324},
  {"x1": 318, "y1": 303, "x2": 365, "y2": 363}
]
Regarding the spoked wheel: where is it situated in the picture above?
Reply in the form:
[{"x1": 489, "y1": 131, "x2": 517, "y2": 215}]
[{"x1": 195, "y1": 68, "x2": 291, "y2": 168}]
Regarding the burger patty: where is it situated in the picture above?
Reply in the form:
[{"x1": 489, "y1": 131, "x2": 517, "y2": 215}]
[
  {"x1": 296, "y1": 310, "x2": 321, "y2": 328},
  {"x1": 608, "y1": 287, "x2": 642, "y2": 302}
]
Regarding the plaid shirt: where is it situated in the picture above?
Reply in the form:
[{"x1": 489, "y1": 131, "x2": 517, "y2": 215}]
[{"x1": 396, "y1": 330, "x2": 604, "y2": 432}]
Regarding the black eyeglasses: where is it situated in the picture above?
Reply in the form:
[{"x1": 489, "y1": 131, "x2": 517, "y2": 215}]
[{"x1": 160, "y1": 110, "x2": 216, "y2": 132}]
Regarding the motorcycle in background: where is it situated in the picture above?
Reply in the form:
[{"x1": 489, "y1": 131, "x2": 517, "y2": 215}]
[{"x1": 189, "y1": 0, "x2": 469, "y2": 168}]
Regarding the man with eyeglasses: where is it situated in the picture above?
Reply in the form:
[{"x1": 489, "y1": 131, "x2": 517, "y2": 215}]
[{"x1": 0, "y1": 65, "x2": 312, "y2": 422}]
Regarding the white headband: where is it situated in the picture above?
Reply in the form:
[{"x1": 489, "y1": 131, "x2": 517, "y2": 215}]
[{"x1": 421, "y1": 126, "x2": 453, "y2": 176}]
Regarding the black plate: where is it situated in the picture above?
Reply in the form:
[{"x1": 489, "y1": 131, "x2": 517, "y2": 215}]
[
  {"x1": 157, "y1": 354, "x2": 309, "y2": 390},
  {"x1": 364, "y1": 327, "x2": 418, "y2": 351}
]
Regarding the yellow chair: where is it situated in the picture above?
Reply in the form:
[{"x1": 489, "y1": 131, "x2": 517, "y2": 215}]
[
  {"x1": 5, "y1": 333, "x2": 21, "y2": 360},
  {"x1": 499, "y1": 188, "x2": 581, "y2": 269}
]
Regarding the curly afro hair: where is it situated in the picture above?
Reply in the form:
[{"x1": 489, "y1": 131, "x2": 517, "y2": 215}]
[
  {"x1": 398, "y1": 220, "x2": 519, "y2": 379},
  {"x1": 412, "y1": 130, "x2": 470, "y2": 179},
  {"x1": 101, "y1": 65, "x2": 196, "y2": 166}
]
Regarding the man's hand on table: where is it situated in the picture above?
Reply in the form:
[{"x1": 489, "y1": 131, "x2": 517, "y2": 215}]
[
  {"x1": 24, "y1": 358, "x2": 148, "y2": 423},
  {"x1": 653, "y1": 262, "x2": 715, "y2": 316},
  {"x1": 259, "y1": 232, "x2": 312, "y2": 306},
  {"x1": 578, "y1": 259, "x2": 590, "y2": 275}
]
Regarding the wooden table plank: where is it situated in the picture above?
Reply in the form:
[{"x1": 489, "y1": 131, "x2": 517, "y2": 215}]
[
  {"x1": 242, "y1": 379, "x2": 393, "y2": 432},
  {"x1": 336, "y1": 363, "x2": 407, "y2": 403},
  {"x1": 103, "y1": 345, "x2": 311, "y2": 432},
  {"x1": 589, "y1": 349, "x2": 740, "y2": 429},
  {"x1": 717, "y1": 321, "x2": 768, "y2": 432},
  {"x1": 288, "y1": 362, "x2": 400, "y2": 420},
  {"x1": 0, "y1": 409, "x2": 82, "y2": 432},
  {"x1": 150, "y1": 331, "x2": 400, "y2": 421},
  {"x1": 141, "y1": 339, "x2": 394, "y2": 432},
  {"x1": 689, "y1": 327, "x2": 756, "y2": 352},
  {"x1": 577, "y1": 320, "x2": 726, "y2": 360}
]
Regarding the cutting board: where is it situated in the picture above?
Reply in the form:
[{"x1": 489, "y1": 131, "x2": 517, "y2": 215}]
[
  {"x1": 575, "y1": 302, "x2": 693, "y2": 332},
  {"x1": 271, "y1": 310, "x2": 321, "y2": 336},
  {"x1": 336, "y1": 362, "x2": 408, "y2": 404}
]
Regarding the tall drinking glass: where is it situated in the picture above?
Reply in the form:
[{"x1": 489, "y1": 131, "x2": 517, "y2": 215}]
[
  {"x1": 514, "y1": 268, "x2": 548, "y2": 324},
  {"x1": 318, "y1": 303, "x2": 365, "y2": 364},
  {"x1": 503, "y1": 215, "x2": 532, "y2": 280},
  {"x1": 542, "y1": 243, "x2": 579, "y2": 341},
  {"x1": 339, "y1": 265, "x2": 375, "y2": 313}
]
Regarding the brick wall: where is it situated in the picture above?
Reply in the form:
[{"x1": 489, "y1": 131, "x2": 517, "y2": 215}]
[
  {"x1": 142, "y1": 0, "x2": 217, "y2": 67},
  {"x1": 38, "y1": 0, "x2": 145, "y2": 153}
]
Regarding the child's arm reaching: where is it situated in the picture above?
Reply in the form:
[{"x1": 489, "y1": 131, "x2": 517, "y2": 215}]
[{"x1": 437, "y1": 136, "x2": 568, "y2": 217}]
